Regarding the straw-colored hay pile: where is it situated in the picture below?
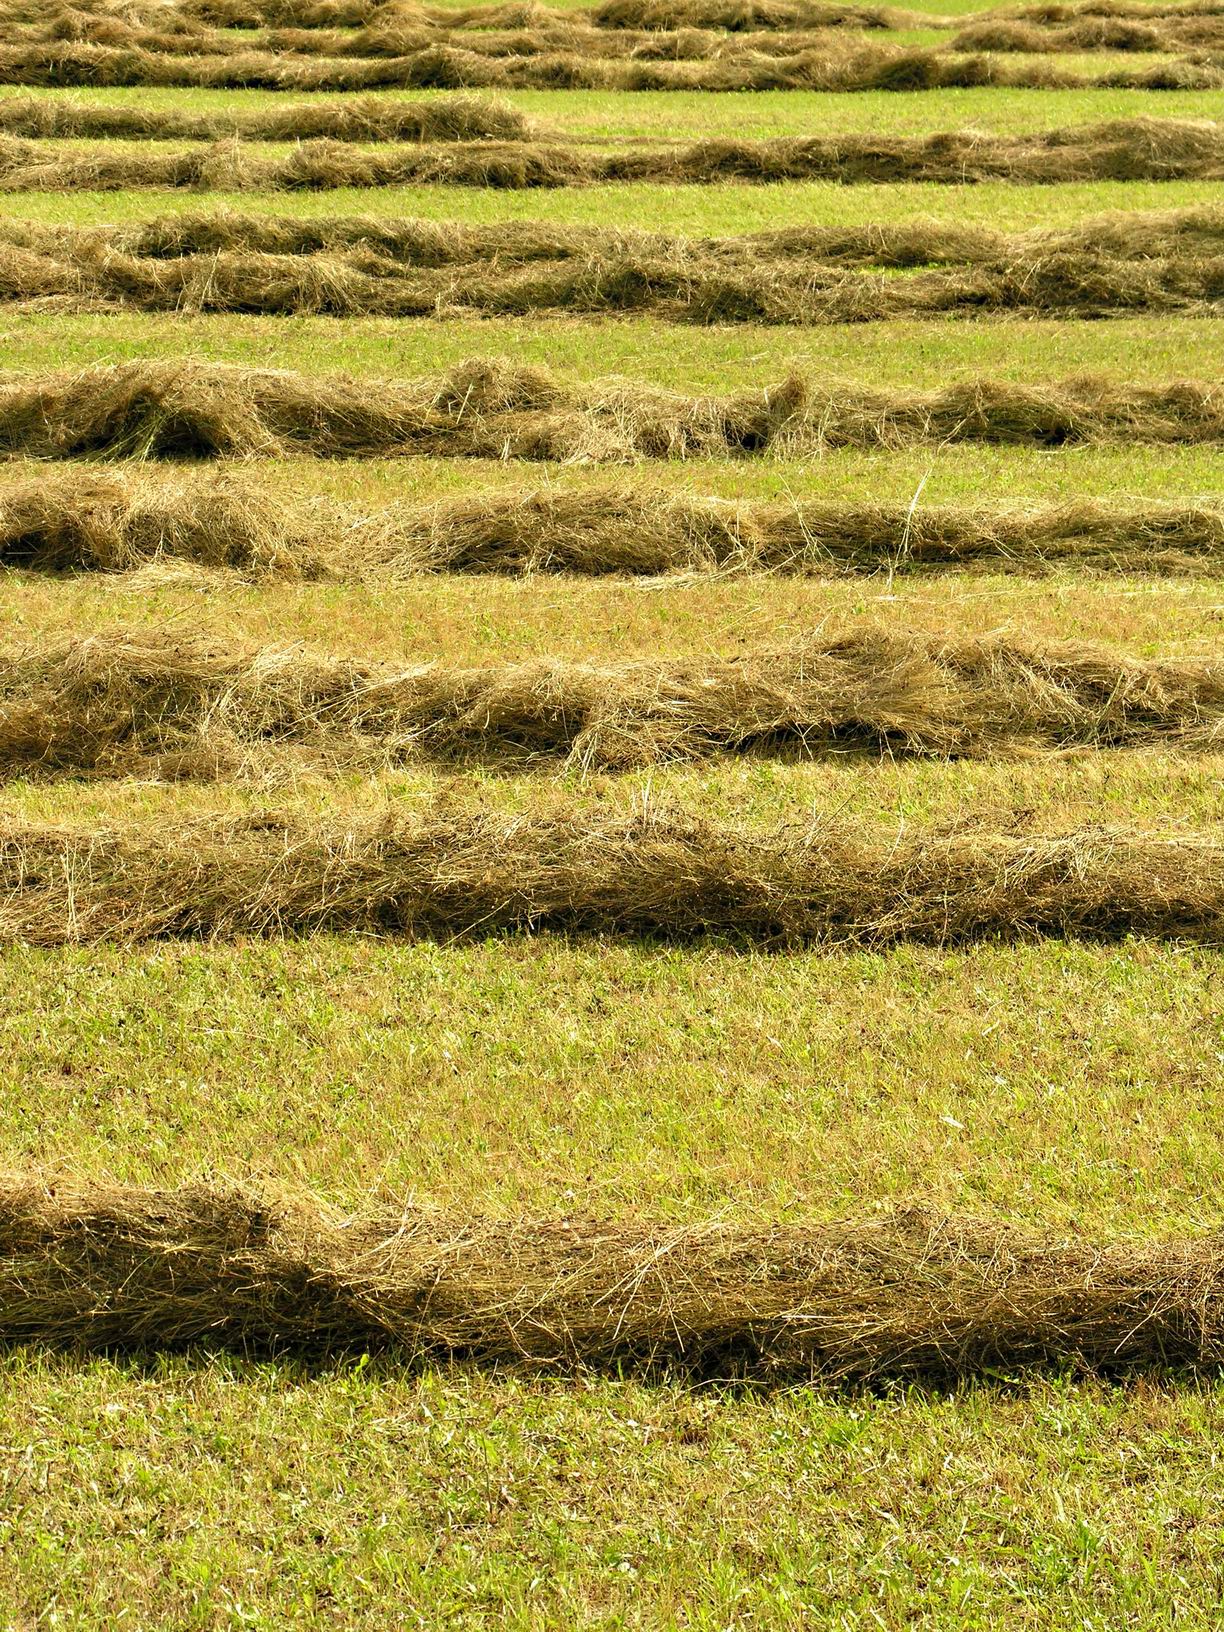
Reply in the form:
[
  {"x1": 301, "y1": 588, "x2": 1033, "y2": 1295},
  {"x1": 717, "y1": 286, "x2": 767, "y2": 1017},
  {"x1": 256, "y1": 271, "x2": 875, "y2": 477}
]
[
  {"x1": 0, "y1": 807, "x2": 1220, "y2": 944},
  {"x1": 1, "y1": 626, "x2": 1221, "y2": 779},
  {"x1": 4, "y1": 470, "x2": 1220, "y2": 578},
  {"x1": 3, "y1": 1180, "x2": 1224, "y2": 1379},
  {"x1": 0, "y1": 359, "x2": 1218, "y2": 461}
]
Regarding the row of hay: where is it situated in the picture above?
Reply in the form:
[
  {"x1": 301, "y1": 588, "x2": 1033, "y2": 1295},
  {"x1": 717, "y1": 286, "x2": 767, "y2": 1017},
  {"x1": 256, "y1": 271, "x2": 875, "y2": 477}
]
[
  {"x1": 6, "y1": 626, "x2": 1222, "y2": 780},
  {"x1": 14, "y1": 201, "x2": 1219, "y2": 264},
  {"x1": 7, "y1": 240, "x2": 1222, "y2": 321},
  {"x1": 0, "y1": 360, "x2": 1217, "y2": 462},
  {"x1": 952, "y1": 12, "x2": 1224, "y2": 46},
  {"x1": 0, "y1": 807, "x2": 1222, "y2": 944},
  {"x1": 188, "y1": 0, "x2": 937, "y2": 32},
  {"x1": 15, "y1": 11, "x2": 952, "y2": 58},
  {"x1": 0, "y1": 91, "x2": 539, "y2": 143},
  {"x1": 177, "y1": 0, "x2": 1224, "y2": 30},
  {"x1": 4, "y1": 37, "x2": 1218, "y2": 89},
  {"x1": 5, "y1": 472, "x2": 1222, "y2": 578},
  {"x1": 7, "y1": 1181, "x2": 1224, "y2": 1380},
  {"x1": 1, "y1": 120, "x2": 1218, "y2": 189}
]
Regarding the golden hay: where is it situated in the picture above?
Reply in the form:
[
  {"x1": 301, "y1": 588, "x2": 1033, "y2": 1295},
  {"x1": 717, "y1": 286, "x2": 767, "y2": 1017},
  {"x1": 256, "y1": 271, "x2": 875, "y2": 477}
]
[
  {"x1": 0, "y1": 359, "x2": 1218, "y2": 462},
  {"x1": 2, "y1": 1180, "x2": 1224, "y2": 1379},
  {"x1": 0, "y1": 36, "x2": 1219, "y2": 90},
  {"x1": 5, "y1": 471, "x2": 1220, "y2": 579},
  {"x1": 0, "y1": 91, "x2": 539, "y2": 142},
  {"x1": 2, "y1": 625, "x2": 1221, "y2": 780},
  {"x1": 0, "y1": 119, "x2": 1219, "y2": 190},
  {"x1": 0, "y1": 805, "x2": 1220, "y2": 945},
  {"x1": 4, "y1": 208, "x2": 1223, "y2": 320}
]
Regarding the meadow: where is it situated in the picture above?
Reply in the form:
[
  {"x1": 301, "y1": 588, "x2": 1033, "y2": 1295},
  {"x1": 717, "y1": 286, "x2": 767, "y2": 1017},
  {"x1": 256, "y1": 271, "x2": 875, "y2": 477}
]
[{"x1": 0, "y1": 0, "x2": 1221, "y2": 1622}]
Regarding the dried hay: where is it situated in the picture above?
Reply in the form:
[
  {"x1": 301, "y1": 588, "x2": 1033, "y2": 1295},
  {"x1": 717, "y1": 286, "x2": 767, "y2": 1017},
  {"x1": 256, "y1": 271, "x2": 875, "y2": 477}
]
[
  {"x1": 0, "y1": 359, "x2": 1216, "y2": 462},
  {"x1": 6, "y1": 471, "x2": 1220, "y2": 580},
  {"x1": 5, "y1": 1181, "x2": 1224, "y2": 1380}
]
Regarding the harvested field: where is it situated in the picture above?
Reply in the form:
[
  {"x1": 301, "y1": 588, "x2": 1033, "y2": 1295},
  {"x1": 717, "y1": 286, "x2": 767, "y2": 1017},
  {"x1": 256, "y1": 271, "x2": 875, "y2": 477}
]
[
  {"x1": 2, "y1": 38, "x2": 1219, "y2": 90},
  {"x1": 0, "y1": 92, "x2": 541, "y2": 143},
  {"x1": 6, "y1": 1181, "x2": 1224, "y2": 1380},
  {"x1": 0, "y1": 806, "x2": 1221, "y2": 945},
  {"x1": 6, "y1": 470, "x2": 1221, "y2": 577},
  {"x1": 0, "y1": 359, "x2": 1216, "y2": 461},
  {"x1": 4, "y1": 0, "x2": 1224, "y2": 1609},
  {"x1": 5, "y1": 625, "x2": 1221, "y2": 779},
  {"x1": 1, "y1": 118, "x2": 1220, "y2": 191}
]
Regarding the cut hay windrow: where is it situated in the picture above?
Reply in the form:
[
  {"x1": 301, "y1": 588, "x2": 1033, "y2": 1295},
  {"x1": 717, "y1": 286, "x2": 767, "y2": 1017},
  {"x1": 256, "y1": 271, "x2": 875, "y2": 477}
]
[
  {"x1": 0, "y1": 119, "x2": 1218, "y2": 189},
  {"x1": 0, "y1": 360, "x2": 1217, "y2": 462},
  {"x1": 5, "y1": 471, "x2": 1222, "y2": 579},
  {"x1": 186, "y1": 0, "x2": 940, "y2": 28},
  {"x1": 8, "y1": 12, "x2": 929, "y2": 55},
  {"x1": 8, "y1": 1181, "x2": 1224, "y2": 1379},
  {"x1": 0, "y1": 92, "x2": 539, "y2": 143},
  {"x1": 15, "y1": 202, "x2": 1223, "y2": 266},
  {"x1": 0, "y1": 808, "x2": 1222, "y2": 945},
  {"x1": 5, "y1": 627, "x2": 1221, "y2": 780},
  {"x1": 952, "y1": 13, "x2": 1224, "y2": 45},
  {"x1": 5, "y1": 238, "x2": 1221, "y2": 321},
  {"x1": 1, "y1": 38, "x2": 1218, "y2": 90}
]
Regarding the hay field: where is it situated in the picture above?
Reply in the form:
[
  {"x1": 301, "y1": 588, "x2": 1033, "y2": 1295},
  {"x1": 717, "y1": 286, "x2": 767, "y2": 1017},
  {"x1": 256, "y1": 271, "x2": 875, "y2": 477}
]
[{"x1": 0, "y1": 0, "x2": 1222, "y2": 1622}]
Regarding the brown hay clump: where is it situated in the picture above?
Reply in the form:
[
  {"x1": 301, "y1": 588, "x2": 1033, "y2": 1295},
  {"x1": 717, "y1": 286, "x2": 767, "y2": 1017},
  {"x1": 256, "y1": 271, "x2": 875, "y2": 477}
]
[
  {"x1": 0, "y1": 470, "x2": 330, "y2": 575},
  {"x1": 0, "y1": 91, "x2": 540, "y2": 143},
  {"x1": 6, "y1": 1181, "x2": 1224, "y2": 1379},
  {"x1": 0, "y1": 805, "x2": 1220, "y2": 946}
]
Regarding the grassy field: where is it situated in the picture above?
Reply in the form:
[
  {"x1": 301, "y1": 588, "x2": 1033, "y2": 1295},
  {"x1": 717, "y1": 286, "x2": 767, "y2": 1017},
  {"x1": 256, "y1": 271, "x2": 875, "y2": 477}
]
[{"x1": 0, "y1": 4, "x2": 1222, "y2": 1621}]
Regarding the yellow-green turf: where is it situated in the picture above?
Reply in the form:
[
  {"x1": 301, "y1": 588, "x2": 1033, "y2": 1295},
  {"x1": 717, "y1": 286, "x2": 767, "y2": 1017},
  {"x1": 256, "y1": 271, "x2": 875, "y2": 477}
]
[
  {"x1": 10, "y1": 1361, "x2": 1224, "y2": 1631},
  {"x1": 1, "y1": 83, "x2": 1219, "y2": 140}
]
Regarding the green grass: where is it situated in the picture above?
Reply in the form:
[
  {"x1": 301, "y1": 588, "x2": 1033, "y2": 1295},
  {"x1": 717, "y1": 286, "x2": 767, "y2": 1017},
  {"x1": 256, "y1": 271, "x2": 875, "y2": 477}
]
[
  {"x1": 8, "y1": 552, "x2": 1224, "y2": 657},
  {"x1": 2, "y1": 83, "x2": 1218, "y2": 140},
  {"x1": 10, "y1": 1360, "x2": 1224, "y2": 1632},
  {"x1": 2, "y1": 931, "x2": 1223, "y2": 1226},
  {"x1": 4, "y1": 311, "x2": 1220, "y2": 386},
  {"x1": 5, "y1": 177, "x2": 1220, "y2": 233}
]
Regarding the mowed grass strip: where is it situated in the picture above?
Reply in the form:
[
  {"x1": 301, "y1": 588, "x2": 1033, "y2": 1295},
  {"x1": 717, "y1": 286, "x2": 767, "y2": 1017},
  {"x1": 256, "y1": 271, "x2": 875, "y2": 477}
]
[{"x1": 4, "y1": 82, "x2": 1218, "y2": 143}]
